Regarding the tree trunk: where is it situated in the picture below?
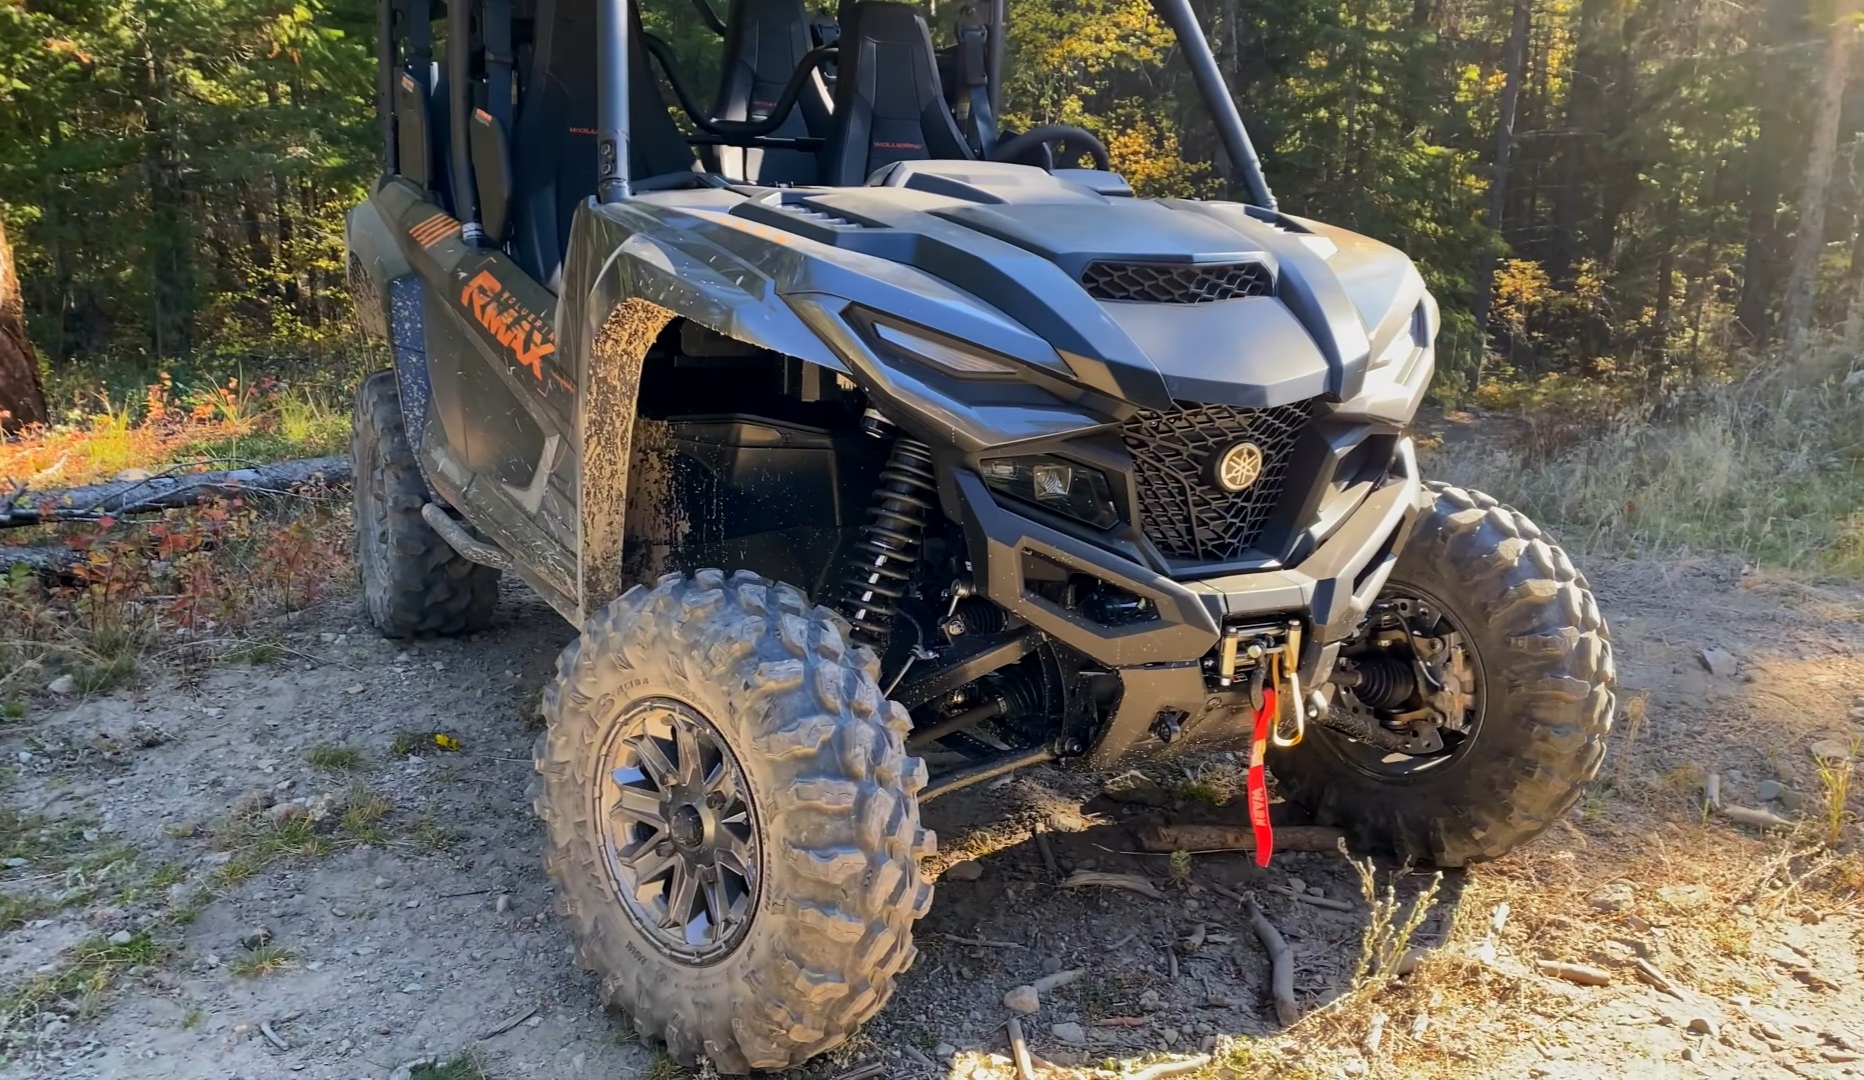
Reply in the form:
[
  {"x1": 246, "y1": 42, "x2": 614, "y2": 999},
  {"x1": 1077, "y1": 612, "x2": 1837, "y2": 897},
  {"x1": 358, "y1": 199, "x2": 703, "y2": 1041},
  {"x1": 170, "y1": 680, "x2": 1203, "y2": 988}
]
[
  {"x1": 1466, "y1": 0, "x2": 1533, "y2": 394},
  {"x1": 1223, "y1": 0, "x2": 1240, "y2": 78},
  {"x1": 0, "y1": 213, "x2": 50, "y2": 433},
  {"x1": 1782, "y1": 2, "x2": 1859, "y2": 356},
  {"x1": 1648, "y1": 196, "x2": 1679, "y2": 396},
  {"x1": 1549, "y1": 0, "x2": 1618, "y2": 283},
  {"x1": 1735, "y1": 0, "x2": 1810, "y2": 345}
]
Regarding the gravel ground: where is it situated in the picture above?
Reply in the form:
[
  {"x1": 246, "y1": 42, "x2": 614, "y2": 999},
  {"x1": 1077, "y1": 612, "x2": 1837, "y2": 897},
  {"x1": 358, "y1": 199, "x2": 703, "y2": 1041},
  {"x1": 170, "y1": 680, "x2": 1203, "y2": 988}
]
[{"x1": 2, "y1": 554, "x2": 1860, "y2": 1079}]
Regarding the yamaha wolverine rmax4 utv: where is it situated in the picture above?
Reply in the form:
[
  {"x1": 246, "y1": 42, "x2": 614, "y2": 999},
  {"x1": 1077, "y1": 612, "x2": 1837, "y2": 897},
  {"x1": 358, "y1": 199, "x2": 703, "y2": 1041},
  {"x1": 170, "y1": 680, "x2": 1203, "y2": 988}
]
[{"x1": 345, "y1": 0, "x2": 1615, "y2": 1067}]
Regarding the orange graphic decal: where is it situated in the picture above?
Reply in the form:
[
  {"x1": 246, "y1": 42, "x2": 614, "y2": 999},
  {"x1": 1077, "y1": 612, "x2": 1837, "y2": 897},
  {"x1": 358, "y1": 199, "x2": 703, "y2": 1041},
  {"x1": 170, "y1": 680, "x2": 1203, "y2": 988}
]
[
  {"x1": 461, "y1": 269, "x2": 556, "y2": 379},
  {"x1": 410, "y1": 211, "x2": 459, "y2": 248}
]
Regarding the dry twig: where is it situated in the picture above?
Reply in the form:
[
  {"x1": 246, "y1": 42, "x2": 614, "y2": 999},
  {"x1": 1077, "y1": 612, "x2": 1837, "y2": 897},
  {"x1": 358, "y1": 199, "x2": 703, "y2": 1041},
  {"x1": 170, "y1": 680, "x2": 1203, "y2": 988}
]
[
  {"x1": 1005, "y1": 1018, "x2": 1036, "y2": 1080},
  {"x1": 1062, "y1": 871, "x2": 1163, "y2": 899},
  {"x1": 1245, "y1": 897, "x2": 1300, "y2": 1025}
]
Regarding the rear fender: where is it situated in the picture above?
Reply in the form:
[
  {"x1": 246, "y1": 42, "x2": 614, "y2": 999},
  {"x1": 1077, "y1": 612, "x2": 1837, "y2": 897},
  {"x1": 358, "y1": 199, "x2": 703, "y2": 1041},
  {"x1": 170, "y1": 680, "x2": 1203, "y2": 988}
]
[{"x1": 345, "y1": 195, "x2": 435, "y2": 457}]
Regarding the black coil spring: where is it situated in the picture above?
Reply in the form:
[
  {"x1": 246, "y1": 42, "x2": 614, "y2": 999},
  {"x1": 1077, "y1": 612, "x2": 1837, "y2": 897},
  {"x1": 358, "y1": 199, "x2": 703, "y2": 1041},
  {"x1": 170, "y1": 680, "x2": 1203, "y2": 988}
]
[{"x1": 839, "y1": 437, "x2": 936, "y2": 647}]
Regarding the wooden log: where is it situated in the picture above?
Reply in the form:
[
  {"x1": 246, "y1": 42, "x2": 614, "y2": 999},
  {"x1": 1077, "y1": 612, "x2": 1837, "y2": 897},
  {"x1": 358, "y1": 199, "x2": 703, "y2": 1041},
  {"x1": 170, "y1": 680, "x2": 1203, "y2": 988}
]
[
  {"x1": 1137, "y1": 822, "x2": 1347, "y2": 854},
  {"x1": 3, "y1": 455, "x2": 350, "y2": 526}
]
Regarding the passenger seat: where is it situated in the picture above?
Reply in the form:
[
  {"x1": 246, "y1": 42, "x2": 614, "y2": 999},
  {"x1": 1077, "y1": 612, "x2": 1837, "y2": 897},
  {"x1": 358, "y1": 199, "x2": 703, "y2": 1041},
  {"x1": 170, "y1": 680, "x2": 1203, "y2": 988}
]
[
  {"x1": 710, "y1": 0, "x2": 834, "y2": 184},
  {"x1": 820, "y1": 1, "x2": 975, "y2": 186}
]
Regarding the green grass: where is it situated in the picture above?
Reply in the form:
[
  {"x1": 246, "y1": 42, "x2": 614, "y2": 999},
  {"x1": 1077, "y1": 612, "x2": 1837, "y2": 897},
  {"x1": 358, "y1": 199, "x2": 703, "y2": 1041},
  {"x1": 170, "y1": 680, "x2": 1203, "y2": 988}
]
[
  {"x1": 409, "y1": 814, "x2": 458, "y2": 853},
  {"x1": 0, "y1": 893, "x2": 56, "y2": 930},
  {"x1": 416, "y1": 1050, "x2": 492, "y2": 1079},
  {"x1": 228, "y1": 944, "x2": 295, "y2": 978},
  {"x1": 340, "y1": 786, "x2": 394, "y2": 845},
  {"x1": 306, "y1": 743, "x2": 366, "y2": 772},
  {"x1": 0, "y1": 931, "x2": 167, "y2": 1024},
  {"x1": 208, "y1": 812, "x2": 335, "y2": 887},
  {"x1": 1, "y1": 699, "x2": 25, "y2": 722},
  {"x1": 181, "y1": 1006, "x2": 205, "y2": 1029},
  {"x1": 642, "y1": 1049, "x2": 686, "y2": 1080}
]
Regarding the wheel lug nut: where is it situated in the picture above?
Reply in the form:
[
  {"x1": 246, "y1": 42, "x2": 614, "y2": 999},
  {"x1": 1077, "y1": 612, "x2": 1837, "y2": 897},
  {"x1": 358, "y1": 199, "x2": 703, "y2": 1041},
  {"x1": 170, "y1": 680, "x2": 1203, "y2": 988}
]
[{"x1": 656, "y1": 841, "x2": 675, "y2": 857}]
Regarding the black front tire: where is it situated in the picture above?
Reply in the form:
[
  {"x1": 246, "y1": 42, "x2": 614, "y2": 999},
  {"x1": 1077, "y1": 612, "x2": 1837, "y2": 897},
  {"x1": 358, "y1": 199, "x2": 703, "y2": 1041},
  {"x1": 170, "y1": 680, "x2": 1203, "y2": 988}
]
[
  {"x1": 351, "y1": 372, "x2": 501, "y2": 637},
  {"x1": 535, "y1": 570, "x2": 936, "y2": 1073},
  {"x1": 1276, "y1": 482, "x2": 1616, "y2": 866}
]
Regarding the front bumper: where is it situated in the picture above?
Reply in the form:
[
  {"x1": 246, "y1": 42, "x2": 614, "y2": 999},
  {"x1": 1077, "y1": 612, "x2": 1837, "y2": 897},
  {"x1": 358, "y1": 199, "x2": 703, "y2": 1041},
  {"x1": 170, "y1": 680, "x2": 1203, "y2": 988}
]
[
  {"x1": 959, "y1": 438, "x2": 1420, "y2": 665},
  {"x1": 957, "y1": 439, "x2": 1422, "y2": 762}
]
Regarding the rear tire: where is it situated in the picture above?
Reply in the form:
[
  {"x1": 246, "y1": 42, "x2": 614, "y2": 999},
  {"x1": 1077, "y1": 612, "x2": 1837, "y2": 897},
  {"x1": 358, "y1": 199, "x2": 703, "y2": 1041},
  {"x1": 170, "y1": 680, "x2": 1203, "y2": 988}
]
[
  {"x1": 535, "y1": 570, "x2": 936, "y2": 1073},
  {"x1": 351, "y1": 371, "x2": 500, "y2": 637},
  {"x1": 1276, "y1": 482, "x2": 1615, "y2": 866}
]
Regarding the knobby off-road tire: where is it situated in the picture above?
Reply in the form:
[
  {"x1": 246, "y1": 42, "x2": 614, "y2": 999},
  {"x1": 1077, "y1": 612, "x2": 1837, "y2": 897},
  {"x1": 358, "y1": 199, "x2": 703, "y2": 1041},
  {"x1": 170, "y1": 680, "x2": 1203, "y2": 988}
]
[
  {"x1": 1277, "y1": 482, "x2": 1616, "y2": 866},
  {"x1": 351, "y1": 372, "x2": 500, "y2": 637},
  {"x1": 534, "y1": 570, "x2": 936, "y2": 1073}
]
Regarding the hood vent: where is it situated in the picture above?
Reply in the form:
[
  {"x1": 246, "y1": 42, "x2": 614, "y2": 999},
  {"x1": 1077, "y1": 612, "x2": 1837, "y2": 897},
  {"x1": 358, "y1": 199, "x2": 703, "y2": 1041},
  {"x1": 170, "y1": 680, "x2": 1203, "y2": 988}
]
[{"x1": 1082, "y1": 260, "x2": 1274, "y2": 304}]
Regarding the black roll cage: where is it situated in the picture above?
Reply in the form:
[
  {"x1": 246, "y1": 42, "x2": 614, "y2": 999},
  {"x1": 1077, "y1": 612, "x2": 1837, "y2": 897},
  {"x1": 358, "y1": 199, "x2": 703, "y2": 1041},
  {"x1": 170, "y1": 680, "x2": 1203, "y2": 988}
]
[{"x1": 374, "y1": 0, "x2": 1276, "y2": 217}]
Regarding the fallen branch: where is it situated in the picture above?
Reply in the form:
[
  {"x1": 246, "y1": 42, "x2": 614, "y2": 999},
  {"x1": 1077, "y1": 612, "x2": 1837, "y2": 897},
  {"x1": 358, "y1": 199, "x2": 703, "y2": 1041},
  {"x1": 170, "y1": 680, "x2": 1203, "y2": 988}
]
[
  {"x1": 1030, "y1": 968, "x2": 1083, "y2": 993},
  {"x1": 1721, "y1": 805, "x2": 1795, "y2": 830},
  {"x1": 1138, "y1": 823, "x2": 1347, "y2": 855},
  {"x1": 1632, "y1": 958, "x2": 1688, "y2": 1002},
  {"x1": 1245, "y1": 897, "x2": 1300, "y2": 1026},
  {"x1": 1535, "y1": 960, "x2": 1612, "y2": 986},
  {"x1": 1006, "y1": 1018, "x2": 1036, "y2": 1080},
  {"x1": 259, "y1": 1021, "x2": 290, "y2": 1052},
  {"x1": 3, "y1": 455, "x2": 349, "y2": 526},
  {"x1": 1033, "y1": 825, "x2": 1060, "y2": 879},
  {"x1": 1266, "y1": 884, "x2": 1354, "y2": 912},
  {"x1": 943, "y1": 933, "x2": 1026, "y2": 950},
  {"x1": 1062, "y1": 871, "x2": 1163, "y2": 900},
  {"x1": 1127, "y1": 1054, "x2": 1211, "y2": 1080},
  {"x1": 479, "y1": 1004, "x2": 539, "y2": 1040}
]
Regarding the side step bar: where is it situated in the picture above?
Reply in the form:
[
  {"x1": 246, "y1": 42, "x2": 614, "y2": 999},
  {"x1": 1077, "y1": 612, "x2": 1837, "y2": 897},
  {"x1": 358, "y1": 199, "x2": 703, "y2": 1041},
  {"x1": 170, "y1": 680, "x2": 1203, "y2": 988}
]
[{"x1": 420, "y1": 503, "x2": 513, "y2": 571}]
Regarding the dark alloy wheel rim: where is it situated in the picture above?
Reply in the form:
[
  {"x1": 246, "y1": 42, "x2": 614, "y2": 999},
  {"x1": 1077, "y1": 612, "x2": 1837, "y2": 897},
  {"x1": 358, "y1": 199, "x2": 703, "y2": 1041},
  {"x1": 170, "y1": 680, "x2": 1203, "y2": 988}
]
[
  {"x1": 1338, "y1": 581, "x2": 1487, "y2": 780},
  {"x1": 595, "y1": 698, "x2": 760, "y2": 963}
]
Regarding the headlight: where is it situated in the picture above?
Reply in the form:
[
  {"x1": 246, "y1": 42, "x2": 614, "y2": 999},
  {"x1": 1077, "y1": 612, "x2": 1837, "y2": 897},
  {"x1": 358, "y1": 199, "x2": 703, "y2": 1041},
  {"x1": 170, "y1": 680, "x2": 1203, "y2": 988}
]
[
  {"x1": 864, "y1": 317, "x2": 1020, "y2": 378},
  {"x1": 981, "y1": 456, "x2": 1119, "y2": 529}
]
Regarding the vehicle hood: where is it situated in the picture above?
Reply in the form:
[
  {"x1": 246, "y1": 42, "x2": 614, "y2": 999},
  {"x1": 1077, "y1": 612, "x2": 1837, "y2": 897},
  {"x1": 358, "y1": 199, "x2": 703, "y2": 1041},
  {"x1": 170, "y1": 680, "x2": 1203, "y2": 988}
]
[{"x1": 715, "y1": 162, "x2": 1430, "y2": 412}]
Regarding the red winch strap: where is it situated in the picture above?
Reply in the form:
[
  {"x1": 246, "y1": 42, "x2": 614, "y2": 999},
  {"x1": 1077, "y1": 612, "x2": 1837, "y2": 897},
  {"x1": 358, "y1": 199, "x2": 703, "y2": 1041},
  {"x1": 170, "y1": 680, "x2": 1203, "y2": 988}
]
[{"x1": 1247, "y1": 684, "x2": 1279, "y2": 867}]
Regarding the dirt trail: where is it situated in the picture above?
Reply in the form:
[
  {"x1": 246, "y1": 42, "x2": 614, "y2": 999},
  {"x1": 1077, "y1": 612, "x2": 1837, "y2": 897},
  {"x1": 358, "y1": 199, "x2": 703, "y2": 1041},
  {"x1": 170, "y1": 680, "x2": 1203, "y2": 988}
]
[{"x1": 2, "y1": 555, "x2": 1860, "y2": 1079}]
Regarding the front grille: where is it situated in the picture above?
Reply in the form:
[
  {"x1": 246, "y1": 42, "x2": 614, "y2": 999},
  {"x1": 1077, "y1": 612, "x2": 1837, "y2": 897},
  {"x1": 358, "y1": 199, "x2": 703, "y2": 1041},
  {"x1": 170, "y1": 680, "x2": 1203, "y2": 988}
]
[
  {"x1": 1121, "y1": 401, "x2": 1311, "y2": 562},
  {"x1": 1082, "y1": 261, "x2": 1274, "y2": 304}
]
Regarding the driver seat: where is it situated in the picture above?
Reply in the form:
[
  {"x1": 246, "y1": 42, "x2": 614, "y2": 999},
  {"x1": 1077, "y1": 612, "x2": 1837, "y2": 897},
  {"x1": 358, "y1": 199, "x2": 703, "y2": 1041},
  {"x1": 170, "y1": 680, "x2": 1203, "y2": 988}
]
[{"x1": 821, "y1": 1, "x2": 974, "y2": 186}]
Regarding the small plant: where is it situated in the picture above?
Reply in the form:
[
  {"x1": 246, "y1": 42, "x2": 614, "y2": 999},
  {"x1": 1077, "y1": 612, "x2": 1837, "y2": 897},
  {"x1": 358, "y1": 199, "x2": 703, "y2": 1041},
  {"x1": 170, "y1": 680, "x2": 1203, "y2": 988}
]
[
  {"x1": 643, "y1": 1049, "x2": 687, "y2": 1080},
  {"x1": 340, "y1": 785, "x2": 394, "y2": 845},
  {"x1": 229, "y1": 943, "x2": 295, "y2": 977},
  {"x1": 1, "y1": 699, "x2": 25, "y2": 721},
  {"x1": 410, "y1": 814, "x2": 458, "y2": 853},
  {"x1": 306, "y1": 743, "x2": 366, "y2": 772},
  {"x1": 1345, "y1": 856, "x2": 1442, "y2": 994},
  {"x1": 181, "y1": 1006, "x2": 205, "y2": 1029},
  {"x1": 389, "y1": 730, "x2": 426, "y2": 757},
  {"x1": 1815, "y1": 746, "x2": 1856, "y2": 849},
  {"x1": 149, "y1": 862, "x2": 187, "y2": 888},
  {"x1": 417, "y1": 1050, "x2": 492, "y2": 1080},
  {"x1": 1168, "y1": 849, "x2": 1193, "y2": 884}
]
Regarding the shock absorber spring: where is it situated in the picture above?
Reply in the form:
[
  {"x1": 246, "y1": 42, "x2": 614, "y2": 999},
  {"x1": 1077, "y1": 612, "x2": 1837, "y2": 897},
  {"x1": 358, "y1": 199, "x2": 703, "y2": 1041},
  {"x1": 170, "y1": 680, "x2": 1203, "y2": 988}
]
[{"x1": 839, "y1": 435, "x2": 937, "y2": 648}]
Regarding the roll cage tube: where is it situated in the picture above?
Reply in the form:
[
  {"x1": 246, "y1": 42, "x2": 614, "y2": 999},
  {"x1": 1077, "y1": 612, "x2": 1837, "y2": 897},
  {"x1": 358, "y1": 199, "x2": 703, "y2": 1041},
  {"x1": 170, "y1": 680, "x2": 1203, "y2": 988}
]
[
  {"x1": 449, "y1": 0, "x2": 486, "y2": 239},
  {"x1": 1146, "y1": 0, "x2": 1275, "y2": 209},
  {"x1": 377, "y1": 0, "x2": 397, "y2": 175},
  {"x1": 640, "y1": 35, "x2": 836, "y2": 146},
  {"x1": 598, "y1": 0, "x2": 632, "y2": 201},
  {"x1": 585, "y1": 0, "x2": 1272, "y2": 207}
]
